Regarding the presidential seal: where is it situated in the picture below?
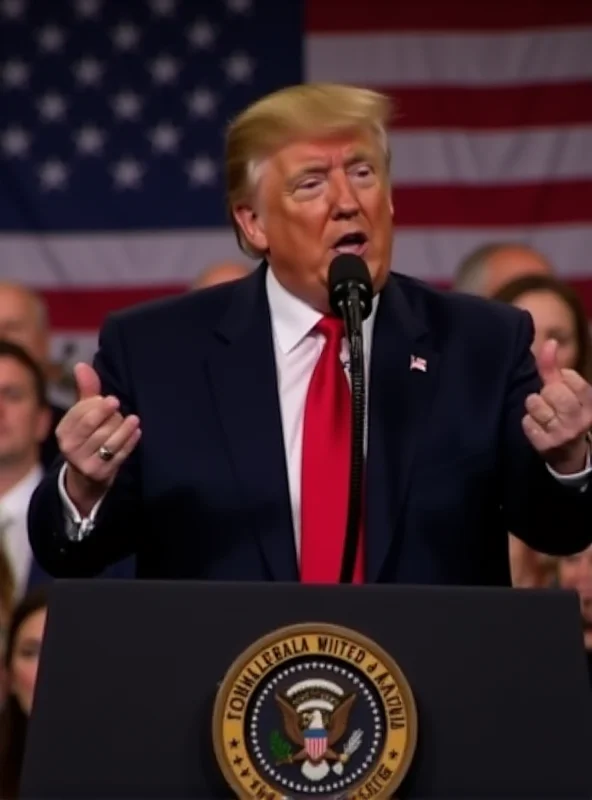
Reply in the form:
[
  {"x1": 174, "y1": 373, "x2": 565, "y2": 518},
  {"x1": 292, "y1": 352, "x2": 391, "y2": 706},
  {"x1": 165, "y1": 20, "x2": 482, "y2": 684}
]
[{"x1": 213, "y1": 623, "x2": 417, "y2": 799}]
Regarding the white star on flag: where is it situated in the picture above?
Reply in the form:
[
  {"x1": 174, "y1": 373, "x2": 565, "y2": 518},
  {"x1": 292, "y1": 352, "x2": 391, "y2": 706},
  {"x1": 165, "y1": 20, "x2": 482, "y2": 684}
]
[
  {"x1": 39, "y1": 160, "x2": 68, "y2": 190},
  {"x1": 75, "y1": 126, "x2": 105, "y2": 155},
  {"x1": 224, "y1": 52, "x2": 254, "y2": 83},
  {"x1": 112, "y1": 158, "x2": 145, "y2": 189},
  {"x1": 186, "y1": 88, "x2": 217, "y2": 118},
  {"x1": 1, "y1": 126, "x2": 30, "y2": 157},
  {"x1": 187, "y1": 21, "x2": 215, "y2": 49},
  {"x1": 74, "y1": 58, "x2": 103, "y2": 86},
  {"x1": 186, "y1": 157, "x2": 216, "y2": 186},
  {"x1": 2, "y1": 59, "x2": 29, "y2": 88},
  {"x1": 111, "y1": 91, "x2": 142, "y2": 121}
]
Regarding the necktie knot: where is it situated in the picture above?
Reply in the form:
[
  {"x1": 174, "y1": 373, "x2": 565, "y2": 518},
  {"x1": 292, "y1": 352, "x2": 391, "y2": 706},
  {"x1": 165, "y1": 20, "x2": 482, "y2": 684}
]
[{"x1": 315, "y1": 315, "x2": 344, "y2": 345}]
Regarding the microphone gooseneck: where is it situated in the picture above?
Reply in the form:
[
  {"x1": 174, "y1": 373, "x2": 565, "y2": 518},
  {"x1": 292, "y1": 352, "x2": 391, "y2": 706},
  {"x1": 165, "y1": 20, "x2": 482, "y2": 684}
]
[{"x1": 328, "y1": 254, "x2": 373, "y2": 584}]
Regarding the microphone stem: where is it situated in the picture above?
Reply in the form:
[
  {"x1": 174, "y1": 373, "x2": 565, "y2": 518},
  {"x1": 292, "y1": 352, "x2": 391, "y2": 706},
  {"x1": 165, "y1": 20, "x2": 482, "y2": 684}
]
[{"x1": 340, "y1": 289, "x2": 366, "y2": 584}]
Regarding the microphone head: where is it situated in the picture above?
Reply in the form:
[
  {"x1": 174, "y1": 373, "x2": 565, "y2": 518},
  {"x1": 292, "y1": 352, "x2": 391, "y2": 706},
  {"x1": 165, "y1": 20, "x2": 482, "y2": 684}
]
[{"x1": 328, "y1": 254, "x2": 373, "y2": 320}]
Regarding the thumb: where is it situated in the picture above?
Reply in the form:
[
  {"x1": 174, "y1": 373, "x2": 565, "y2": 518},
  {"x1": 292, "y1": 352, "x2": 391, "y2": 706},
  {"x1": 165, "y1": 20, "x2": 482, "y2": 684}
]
[
  {"x1": 537, "y1": 338, "x2": 562, "y2": 385},
  {"x1": 74, "y1": 362, "x2": 101, "y2": 400}
]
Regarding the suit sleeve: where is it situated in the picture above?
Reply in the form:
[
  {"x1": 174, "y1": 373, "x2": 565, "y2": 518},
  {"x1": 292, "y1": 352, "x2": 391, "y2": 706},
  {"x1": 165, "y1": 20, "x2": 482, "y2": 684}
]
[
  {"x1": 501, "y1": 310, "x2": 592, "y2": 555},
  {"x1": 27, "y1": 314, "x2": 142, "y2": 577}
]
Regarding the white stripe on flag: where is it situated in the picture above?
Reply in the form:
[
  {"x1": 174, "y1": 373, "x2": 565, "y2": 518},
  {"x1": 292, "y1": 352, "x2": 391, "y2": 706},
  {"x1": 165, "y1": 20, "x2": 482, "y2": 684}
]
[
  {"x1": 393, "y1": 225, "x2": 592, "y2": 282},
  {"x1": 306, "y1": 30, "x2": 592, "y2": 86},
  {"x1": 389, "y1": 127, "x2": 592, "y2": 185},
  {"x1": 0, "y1": 230, "x2": 244, "y2": 286},
  {"x1": 2, "y1": 226, "x2": 591, "y2": 289}
]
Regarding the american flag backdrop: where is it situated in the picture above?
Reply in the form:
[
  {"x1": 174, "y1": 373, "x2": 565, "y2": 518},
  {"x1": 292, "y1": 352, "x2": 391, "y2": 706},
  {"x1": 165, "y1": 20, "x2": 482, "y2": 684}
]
[{"x1": 1, "y1": 0, "x2": 592, "y2": 366}]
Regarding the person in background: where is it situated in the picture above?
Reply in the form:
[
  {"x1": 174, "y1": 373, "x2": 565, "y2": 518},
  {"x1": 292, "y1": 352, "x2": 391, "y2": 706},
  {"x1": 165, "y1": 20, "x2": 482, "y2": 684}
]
[
  {"x1": 454, "y1": 242, "x2": 553, "y2": 298},
  {"x1": 492, "y1": 275, "x2": 592, "y2": 588},
  {"x1": 0, "y1": 588, "x2": 48, "y2": 799},
  {"x1": 0, "y1": 342, "x2": 51, "y2": 598},
  {"x1": 190, "y1": 261, "x2": 251, "y2": 290},
  {"x1": 557, "y1": 545, "x2": 592, "y2": 684},
  {"x1": 0, "y1": 549, "x2": 15, "y2": 708},
  {"x1": 0, "y1": 283, "x2": 68, "y2": 469},
  {"x1": 0, "y1": 340, "x2": 132, "y2": 593}
]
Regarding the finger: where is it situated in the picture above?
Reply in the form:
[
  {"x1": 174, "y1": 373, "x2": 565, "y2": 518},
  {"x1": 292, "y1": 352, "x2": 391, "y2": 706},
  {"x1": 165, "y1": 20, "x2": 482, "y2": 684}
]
[
  {"x1": 73, "y1": 417, "x2": 141, "y2": 479},
  {"x1": 74, "y1": 362, "x2": 102, "y2": 400},
  {"x1": 58, "y1": 401, "x2": 122, "y2": 451},
  {"x1": 522, "y1": 413, "x2": 556, "y2": 452},
  {"x1": 87, "y1": 414, "x2": 140, "y2": 462},
  {"x1": 560, "y1": 368, "x2": 592, "y2": 403},
  {"x1": 83, "y1": 426, "x2": 141, "y2": 478},
  {"x1": 537, "y1": 339, "x2": 562, "y2": 385},
  {"x1": 72, "y1": 413, "x2": 129, "y2": 461},
  {"x1": 99, "y1": 419, "x2": 142, "y2": 465},
  {"x1": 524, "y1": 393, "x2": 556, "y2": 427},
  {"x1": 57, "y1": 396, "x2": 120, "y2": 438},
  {"x1": 540, "y1": 381, "x2": 582, "y2": 418}
]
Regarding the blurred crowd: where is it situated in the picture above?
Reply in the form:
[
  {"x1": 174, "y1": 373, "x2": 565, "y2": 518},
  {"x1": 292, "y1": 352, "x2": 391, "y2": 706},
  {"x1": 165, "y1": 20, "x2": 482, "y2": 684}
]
[{"x1": 0, "y1": 245, "x2": 590, "y2": 795}]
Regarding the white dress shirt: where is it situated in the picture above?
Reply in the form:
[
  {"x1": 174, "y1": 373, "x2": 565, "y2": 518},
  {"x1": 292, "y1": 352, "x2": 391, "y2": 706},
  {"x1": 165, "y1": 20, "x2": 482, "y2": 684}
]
[
  {"x1": 58, "y1": 267, "x2": 591, "y2": 547},
  {"x1": 0, "y1": 464, "x2": 43, "y2": 598}
]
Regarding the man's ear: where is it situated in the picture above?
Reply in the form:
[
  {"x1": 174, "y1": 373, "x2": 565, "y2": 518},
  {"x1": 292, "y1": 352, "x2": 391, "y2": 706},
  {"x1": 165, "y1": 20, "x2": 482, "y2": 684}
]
[{"x1": 232, "y1": 204, "x2": 269, "y2": 253}]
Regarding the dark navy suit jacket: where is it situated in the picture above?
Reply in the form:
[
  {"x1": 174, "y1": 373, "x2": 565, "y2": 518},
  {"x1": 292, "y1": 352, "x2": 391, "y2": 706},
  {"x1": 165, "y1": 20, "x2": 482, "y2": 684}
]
[{"x1": 27, "y1": 266, "x2": 592, "y2": 585}]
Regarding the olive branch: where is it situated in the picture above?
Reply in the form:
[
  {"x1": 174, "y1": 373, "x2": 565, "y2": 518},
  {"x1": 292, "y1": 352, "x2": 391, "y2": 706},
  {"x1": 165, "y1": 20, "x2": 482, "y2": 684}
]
[{"x1": 269, "y1": 729, "x2": 293, "y2": 763}]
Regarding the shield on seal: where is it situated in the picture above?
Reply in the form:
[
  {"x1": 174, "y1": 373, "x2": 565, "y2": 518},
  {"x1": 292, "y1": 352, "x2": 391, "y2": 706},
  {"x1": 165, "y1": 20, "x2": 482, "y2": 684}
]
[{"x1": 304, "y1": 729, "x2": 328, "y2": 761}]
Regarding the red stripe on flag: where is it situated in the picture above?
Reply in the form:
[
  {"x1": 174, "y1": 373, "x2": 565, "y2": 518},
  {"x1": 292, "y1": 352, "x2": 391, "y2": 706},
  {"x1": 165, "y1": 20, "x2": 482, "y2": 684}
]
[
  {"x1": 393, "y1": 181, "x2": 592, "y2": 227},
  {"x1": 42, "y1": 285, "x2": 184, "y2": 331},
  {"x1": 306, "y1": 0, "x2": 592, "y2": 32},
  {"x1": 44, "y1": 277, "x2": 592, "y2": 331},
  {"x1": 385, "y1": 82, "x2": 592, "y2": 130}
]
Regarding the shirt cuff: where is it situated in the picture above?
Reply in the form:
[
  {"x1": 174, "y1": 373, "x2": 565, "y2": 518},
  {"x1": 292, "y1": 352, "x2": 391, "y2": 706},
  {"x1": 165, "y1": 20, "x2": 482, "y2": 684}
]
[
  {"x1": 58, "y1": 462, "x2": 105, "y2": 541},
  {"x1": 546, "y1": 440, "x2": 592, "y2": 492}
]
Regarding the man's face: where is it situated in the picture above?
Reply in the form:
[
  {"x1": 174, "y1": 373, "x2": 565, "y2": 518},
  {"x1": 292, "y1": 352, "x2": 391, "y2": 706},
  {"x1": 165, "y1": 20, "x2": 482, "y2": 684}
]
[
  {"x1": 234, "y1": 131, "x2": 394, "y2": 311},
  {"x1": 0, "y1": 356, "x2": 49, "y2": 466},
  {"x1": 0, "y1": 286, "x2": 47, "y2": 366}
]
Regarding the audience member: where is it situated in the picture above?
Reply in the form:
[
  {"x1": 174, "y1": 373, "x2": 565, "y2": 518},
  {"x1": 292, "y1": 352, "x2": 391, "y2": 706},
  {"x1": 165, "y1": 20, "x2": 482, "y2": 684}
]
[
  {"x1": 493, "y1": 274, "x2": 592, "y2": 380},
  {"x1": 0, "y1": 549, "x2": 15, "y2": 708},
  {"x1": 190, "y1": 261, "x2": 251, "y2": 290},
  {"x1": 0, "y1": 340, "x2": 133, "y2": 592},
  {"x1": 454, "y1": 242, "x2": 553, "y2": 298},
  {"x1": 0, "y1": 342, "x2": 51, "y2": 597},
  {"x1": 0, "y1": 588, "x2": 48, "y2": 799},
  {"x1": 0, "y1": 283, "x2": 67, "y2": 469},
  {"x1": 492, "y1": 275, "x2": 592, "y2": 588}
]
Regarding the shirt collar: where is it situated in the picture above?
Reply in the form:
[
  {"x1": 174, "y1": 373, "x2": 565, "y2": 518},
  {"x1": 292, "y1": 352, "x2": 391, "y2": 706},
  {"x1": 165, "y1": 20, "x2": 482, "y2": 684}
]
[
  {"x1": 266, "y1": 264, "x2": 379, "y2": 355},
  {"x1": 0, "y1": 463, "x2": 43, "y2": 521}
]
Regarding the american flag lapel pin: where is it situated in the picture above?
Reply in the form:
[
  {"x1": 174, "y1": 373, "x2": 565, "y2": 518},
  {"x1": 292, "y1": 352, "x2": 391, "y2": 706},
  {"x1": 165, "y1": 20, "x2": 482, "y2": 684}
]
[{"x1": 410, "y1": 354, "x2": 427, "y2": 373}]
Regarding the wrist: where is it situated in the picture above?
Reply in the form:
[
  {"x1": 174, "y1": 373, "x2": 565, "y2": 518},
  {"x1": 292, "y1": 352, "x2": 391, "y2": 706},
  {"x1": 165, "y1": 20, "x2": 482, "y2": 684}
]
[
  {"x1": 546, "y1": 438, "x2": 589, "y2": 475},
  {"x1": 65, "y1": 465, "x2": 107, "y2": 516}
]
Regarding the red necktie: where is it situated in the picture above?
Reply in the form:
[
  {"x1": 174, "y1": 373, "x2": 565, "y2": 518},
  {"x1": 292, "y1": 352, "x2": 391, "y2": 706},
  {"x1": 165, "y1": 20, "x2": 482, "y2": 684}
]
[{"x1": 300, "y1": 316, "x2": 364, "y2": 584}]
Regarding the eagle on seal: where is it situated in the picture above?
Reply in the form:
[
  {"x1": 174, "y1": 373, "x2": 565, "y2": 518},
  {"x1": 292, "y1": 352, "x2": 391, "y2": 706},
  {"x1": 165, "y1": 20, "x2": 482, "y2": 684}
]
[{"x1": 274, "y1": 691, "x2": 356, "y2": 768}]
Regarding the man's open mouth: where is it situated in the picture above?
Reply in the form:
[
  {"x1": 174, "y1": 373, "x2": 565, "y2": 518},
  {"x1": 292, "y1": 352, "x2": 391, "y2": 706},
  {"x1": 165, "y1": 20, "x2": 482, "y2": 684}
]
[{"x1": 332, "y1": 231, "x2": 369, "y2": 256}]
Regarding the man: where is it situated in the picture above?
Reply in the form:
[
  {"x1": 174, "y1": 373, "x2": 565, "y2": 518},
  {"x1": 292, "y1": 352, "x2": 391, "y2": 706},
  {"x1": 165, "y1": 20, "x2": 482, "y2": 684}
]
[
  {"x1": 28, "y1": 83, "x2": 592, "y2": 585},
  {"x1": 0, "y1": 341, "x2": 51, "y2": 599},
  {"x1": 190, "y1": 261, "x2": 251, "y2": 290},
  {"x1": 454, "y1": 243, "x2": 553, "y2": 297},
  {"x1": 0, "y1": 282, "x2": 69, "y2": 469}
]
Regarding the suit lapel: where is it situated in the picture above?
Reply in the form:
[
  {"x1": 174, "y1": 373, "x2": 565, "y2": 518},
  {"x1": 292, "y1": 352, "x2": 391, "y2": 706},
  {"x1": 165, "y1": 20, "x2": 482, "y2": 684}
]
[
  {"x1": 365, "y1": 276, "x2": 440, "y2": 582},
  {"x1": 205, "y1": 264, "x2": 299, "y2": 581}
]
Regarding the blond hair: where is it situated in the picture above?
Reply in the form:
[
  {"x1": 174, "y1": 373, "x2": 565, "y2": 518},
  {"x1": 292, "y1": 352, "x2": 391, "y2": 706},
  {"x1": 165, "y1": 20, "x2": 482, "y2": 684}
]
[{"x1": 225, "y1": 83, "x2": 393, "y2": 258}]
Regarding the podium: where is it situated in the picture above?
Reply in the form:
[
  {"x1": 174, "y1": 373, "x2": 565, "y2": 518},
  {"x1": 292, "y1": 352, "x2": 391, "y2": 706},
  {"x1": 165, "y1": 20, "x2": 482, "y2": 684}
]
[{"x1": 21, "y1": 580, "x2": 592, "y2": 799}]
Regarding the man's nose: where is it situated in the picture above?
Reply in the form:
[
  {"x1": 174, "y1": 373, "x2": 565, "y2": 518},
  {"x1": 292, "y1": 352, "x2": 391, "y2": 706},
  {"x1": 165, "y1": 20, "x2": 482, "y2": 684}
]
[{"x1": 330, "y1": 173, "x2": 360, "y2": 218}]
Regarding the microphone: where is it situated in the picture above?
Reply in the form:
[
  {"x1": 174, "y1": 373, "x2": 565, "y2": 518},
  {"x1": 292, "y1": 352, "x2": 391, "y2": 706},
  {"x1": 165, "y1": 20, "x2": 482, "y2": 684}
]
[
  {"x1": 328, "y1": 254, "x2": 373, "y2": 340},
  {"x1": 328, "y1": 254, "x2": 373, "y2": 584}
]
